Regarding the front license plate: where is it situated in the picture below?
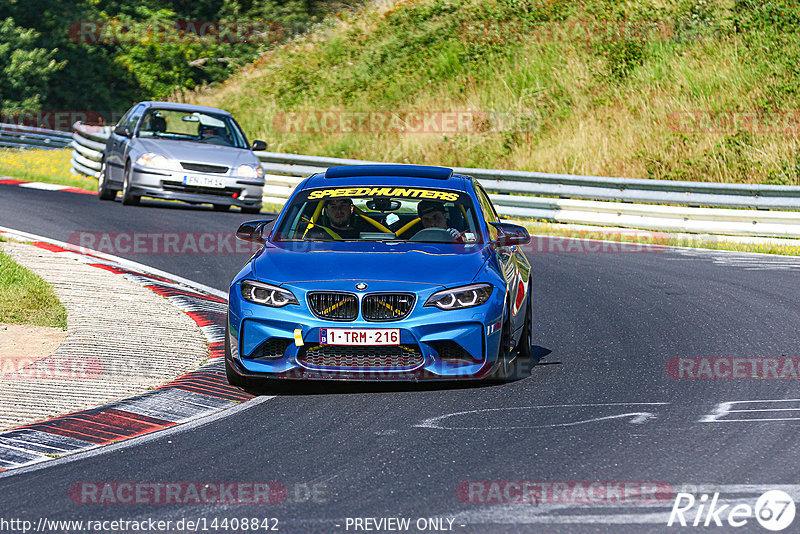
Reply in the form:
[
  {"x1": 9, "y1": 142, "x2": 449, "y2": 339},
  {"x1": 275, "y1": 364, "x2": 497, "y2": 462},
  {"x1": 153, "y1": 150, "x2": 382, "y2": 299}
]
[
  {"x1": 320, "y1": 328, "x2": 400, "y2": 346},
  {"x1": 183, "y1": 175, "x2": 225, "y2": 188}
]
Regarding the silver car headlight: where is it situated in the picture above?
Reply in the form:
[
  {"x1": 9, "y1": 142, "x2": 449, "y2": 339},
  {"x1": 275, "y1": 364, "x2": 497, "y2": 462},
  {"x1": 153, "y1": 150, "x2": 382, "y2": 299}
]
[
  {"x1": 237, "y1": 164, "x2": 265, "y2": 179},
  {"x1": 241, "y1": 280, "x2": 298, "y2": 307},
  {"x1": 136, "y1": 152, "x2": 172, "y2": 169},
  {"x1": 424, "y1": 283, "x2": 493, "y2": 310}
]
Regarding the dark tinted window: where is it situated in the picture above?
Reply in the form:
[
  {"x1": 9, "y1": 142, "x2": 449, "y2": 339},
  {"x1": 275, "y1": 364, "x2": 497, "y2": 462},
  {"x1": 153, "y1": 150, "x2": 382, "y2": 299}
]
[
  {"x1": 125, "y1": 105, "x2": 145, "y2": 133},
  {"x1": 474, "y1": 182, "x2": 499, "y2": 240}
]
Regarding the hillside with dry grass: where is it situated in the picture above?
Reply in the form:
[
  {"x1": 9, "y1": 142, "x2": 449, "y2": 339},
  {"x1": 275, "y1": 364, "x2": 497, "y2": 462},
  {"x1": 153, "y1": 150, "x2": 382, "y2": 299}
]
[{"x1": 188, "y1": 0, "x2": 800, "y2": 184}]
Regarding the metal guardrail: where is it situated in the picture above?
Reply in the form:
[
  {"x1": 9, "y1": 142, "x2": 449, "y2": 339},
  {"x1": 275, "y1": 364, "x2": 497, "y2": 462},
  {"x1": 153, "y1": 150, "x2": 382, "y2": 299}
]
[
  {"x1": 70, "y1": 122, "x2": 800, "y2": 238},
  {"x1": 0, "y1": 123, "x2": 72, "y2": 150},
  {"x1": 70, "y1": 123, "x2": 110, "y2": 179}
]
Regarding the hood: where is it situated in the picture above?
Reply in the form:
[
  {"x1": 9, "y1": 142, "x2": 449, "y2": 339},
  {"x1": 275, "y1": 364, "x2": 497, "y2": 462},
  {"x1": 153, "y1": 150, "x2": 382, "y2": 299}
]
[
  {"x1": 134, "y1": 138, "x2": 257, "y2": 168},
  {"x1": 252, "y1": 241, "x2": 492, "y2": 288}
]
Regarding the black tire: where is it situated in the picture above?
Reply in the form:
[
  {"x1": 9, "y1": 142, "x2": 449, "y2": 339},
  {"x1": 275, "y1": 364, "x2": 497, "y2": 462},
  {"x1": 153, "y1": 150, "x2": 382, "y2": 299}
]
[
  {"x1": 488, "y1": 306, "x2": 516, "y2": 383},
  {"x1": 121, "y1": 163, "x2": 140, "y2": 206},
  {"x1": 224, "y1": 323, "x2": 250, "y2": 389},
  {"x1": 97, "y1": 160, "x2": 116, "y2": 201},
  {"x1": 241, "y1": 206, "x2": 262, "y2": 214},
  {"x1": 519, "y1": 278, "x2": 532, "y2": 358},
  {"x1": 515, "y1": 278, "x2": 533, "y2": 377},
  {"x1": 213, "y1": 204, "x2": 230, "y2": 212}
]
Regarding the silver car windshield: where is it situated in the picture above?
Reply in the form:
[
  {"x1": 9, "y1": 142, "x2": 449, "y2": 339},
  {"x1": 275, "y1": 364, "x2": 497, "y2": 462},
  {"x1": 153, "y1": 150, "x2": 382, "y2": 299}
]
[{"x1": 137, "y1": 109, "x2": 248, "y2": 148}]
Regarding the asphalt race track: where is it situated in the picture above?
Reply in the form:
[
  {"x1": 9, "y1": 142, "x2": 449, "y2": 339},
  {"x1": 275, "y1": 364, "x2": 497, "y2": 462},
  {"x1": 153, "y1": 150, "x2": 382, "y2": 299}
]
[{"x1": 2, "y1": 183, "x2": 800, "y2": 533}]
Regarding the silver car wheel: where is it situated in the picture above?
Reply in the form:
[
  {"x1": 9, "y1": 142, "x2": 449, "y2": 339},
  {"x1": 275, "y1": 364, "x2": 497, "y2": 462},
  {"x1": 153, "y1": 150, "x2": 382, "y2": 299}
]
[{"x1": 121, "y1": 163, "x2": 140, "y2": 206}]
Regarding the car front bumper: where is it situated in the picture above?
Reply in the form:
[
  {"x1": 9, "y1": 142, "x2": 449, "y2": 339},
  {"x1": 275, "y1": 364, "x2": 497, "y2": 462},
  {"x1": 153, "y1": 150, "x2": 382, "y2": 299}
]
[
  {"x1": 131, "y1": 166, "x2": 263, "y2": 208},
  {"x1": 227, "y1": 282, "x2": 507, "y2": 381}
]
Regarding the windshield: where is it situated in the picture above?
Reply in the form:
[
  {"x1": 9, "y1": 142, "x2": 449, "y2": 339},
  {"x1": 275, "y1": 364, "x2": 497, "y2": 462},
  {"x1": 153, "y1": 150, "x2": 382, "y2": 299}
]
[
  {"x1": 136, "y1": 108, "x2": 248, "y2": 148},
  {"x1": 274, "y1": 186, "x2": 483, "y2": 244}
]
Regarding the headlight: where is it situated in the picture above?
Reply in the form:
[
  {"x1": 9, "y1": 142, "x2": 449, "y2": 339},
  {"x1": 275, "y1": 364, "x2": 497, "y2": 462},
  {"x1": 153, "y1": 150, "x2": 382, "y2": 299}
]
[
  {"x1": 424, "y1": 283, "x2": 493, "y2": 310},
  {"x1": 135, "y1": 153, "x2": 170, "y2": 169},
  {"x1": 241, "y1": 280, "x2": 298, "y2": 307},
  {"x1": 237, "y1": 164, "x2": 265, "y2": 179}
]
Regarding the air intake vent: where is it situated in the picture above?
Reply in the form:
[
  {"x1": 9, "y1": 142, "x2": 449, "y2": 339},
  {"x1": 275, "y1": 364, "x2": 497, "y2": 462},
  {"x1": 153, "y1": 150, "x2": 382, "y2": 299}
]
[
  {"x1": 430, "y1": 340, "x2": 479, "y2": 364},
  {"x1": 250, "y1": 338, "x2": 292, "y2": 360},
  {"x1": 298, "y1": 344, "x2": 423, "y2": 370}
]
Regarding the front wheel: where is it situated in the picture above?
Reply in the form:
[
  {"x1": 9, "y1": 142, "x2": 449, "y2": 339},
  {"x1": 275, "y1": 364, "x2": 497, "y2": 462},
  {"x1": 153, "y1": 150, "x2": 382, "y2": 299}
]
[
  {"x1": 97, "y1": 161, "x2": 116, "y2": 201},
  {"x1": 515, "y1": 277, "x2": 533, "y2": 376},
  {"x1": 121, "y1": 163, "x2": 140, "y2": 206},
  {"x1": 488, "y1": 308, "x2": 518, "y2": 383},
  {"x1": 518, "y1": 277, "x2": 532, "y2": 359}
]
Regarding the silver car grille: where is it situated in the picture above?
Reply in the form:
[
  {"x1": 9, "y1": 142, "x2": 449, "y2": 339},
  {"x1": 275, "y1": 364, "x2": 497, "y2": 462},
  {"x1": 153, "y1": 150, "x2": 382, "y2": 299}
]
[{"x1": 180, "y1": 162, "x2": 229, "y2": 174}]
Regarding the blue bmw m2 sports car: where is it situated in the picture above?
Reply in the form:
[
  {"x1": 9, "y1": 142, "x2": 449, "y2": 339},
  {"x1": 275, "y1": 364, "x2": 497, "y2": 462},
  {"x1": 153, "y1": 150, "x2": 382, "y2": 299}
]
[{"x1": 225, "y1": 164, "x2": 532, "y2": 385}]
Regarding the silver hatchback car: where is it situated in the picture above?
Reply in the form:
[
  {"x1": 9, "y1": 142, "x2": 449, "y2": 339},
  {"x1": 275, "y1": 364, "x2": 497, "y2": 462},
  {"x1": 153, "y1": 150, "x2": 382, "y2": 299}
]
[{"x1": 99, "y1": 101, "x2": 267, "y2": 213}]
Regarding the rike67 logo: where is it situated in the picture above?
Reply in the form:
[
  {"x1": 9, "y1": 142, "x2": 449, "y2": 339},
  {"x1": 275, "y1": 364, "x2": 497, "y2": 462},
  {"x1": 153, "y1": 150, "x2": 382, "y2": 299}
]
[{"x1": 668, "y1": 490, "x2": 796, "y2": 531}]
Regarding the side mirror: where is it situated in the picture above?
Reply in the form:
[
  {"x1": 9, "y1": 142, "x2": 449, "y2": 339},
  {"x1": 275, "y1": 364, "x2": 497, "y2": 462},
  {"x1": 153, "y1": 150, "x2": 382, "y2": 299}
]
[
  {"x1": 236, "y1": 219, "x2": 273, "y2": 243},
  {"x1": 114, "y1": 125, "x2": 131, "y2": 137},
  {"x1": 490, "y1": 222, "x2": 530, "y2": 247},
  {"x1": 251, "y1": 140, "x2": 267, "y2": 151}
]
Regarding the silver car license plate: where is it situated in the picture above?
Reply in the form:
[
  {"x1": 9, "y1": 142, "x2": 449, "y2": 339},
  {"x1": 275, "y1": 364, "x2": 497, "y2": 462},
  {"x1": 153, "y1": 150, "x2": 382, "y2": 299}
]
[{"x1": 183, "y1": 175, "x2": 225, "y2": 188}]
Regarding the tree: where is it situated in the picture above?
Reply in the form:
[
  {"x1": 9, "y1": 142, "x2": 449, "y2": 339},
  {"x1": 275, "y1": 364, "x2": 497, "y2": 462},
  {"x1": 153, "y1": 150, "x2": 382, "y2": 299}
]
[{"x1": 0, "y1": 18, "x2": 63, "y2": 114}]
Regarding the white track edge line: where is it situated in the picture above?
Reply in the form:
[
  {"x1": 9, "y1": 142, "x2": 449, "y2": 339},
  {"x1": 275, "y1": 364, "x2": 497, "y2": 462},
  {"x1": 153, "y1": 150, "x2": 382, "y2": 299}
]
[
  {"x1": 0, "y1": 225, "x2": 227, "y2": 299},
  {"x1": 0, "y1": 225, "x2": 276, "y2": 478},
  {"x1": 0, "y1": 395, "x2": 275, "y2": 479}
]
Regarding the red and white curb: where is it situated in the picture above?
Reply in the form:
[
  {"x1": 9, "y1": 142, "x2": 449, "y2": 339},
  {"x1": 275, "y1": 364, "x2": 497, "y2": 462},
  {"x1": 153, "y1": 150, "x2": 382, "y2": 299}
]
[
  {"x1": 0, "y1": 227, "x2": 251, "y2": 472},
  {"x1": 0, "y1": 178, "x2": 96, "y2": 196}
]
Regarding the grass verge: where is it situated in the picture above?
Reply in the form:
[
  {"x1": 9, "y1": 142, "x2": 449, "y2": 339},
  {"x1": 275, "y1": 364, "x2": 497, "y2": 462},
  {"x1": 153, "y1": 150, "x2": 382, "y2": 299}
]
[
  {"x1": 0, "y1": 249, "x2": 68, "y2": 329},
  {"x1": 192, "y1": 0, "x2": 800, "y2": 185},
  {"x1": 0, "y1": 148, "x2": 97, "y2": 191}
]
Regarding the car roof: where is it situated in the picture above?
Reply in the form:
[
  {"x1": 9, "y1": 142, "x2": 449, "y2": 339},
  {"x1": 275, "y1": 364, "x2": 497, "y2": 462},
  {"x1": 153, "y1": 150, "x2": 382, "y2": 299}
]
[
  {"x1": 303, "y1": 164, "x2": 472, "y2": 192},
  {"x1": 136, "y1": 101, "x2": 233, "y2": 116}
]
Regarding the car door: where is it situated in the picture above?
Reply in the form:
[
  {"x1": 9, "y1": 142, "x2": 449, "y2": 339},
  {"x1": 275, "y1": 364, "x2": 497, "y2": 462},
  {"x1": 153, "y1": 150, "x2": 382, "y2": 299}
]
[
  {"x1": 474, "y1": 181, "x2": 529, "y2": 334},
  {"x1": 106, "y1": 107, "x2": 133, "y2": 182},
  {"x1": 118, "y1": 104, "x2": 145, "y2": 174},
  {"x1": 108, "y1": 104, "x2": 145, "y2": 182}
]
